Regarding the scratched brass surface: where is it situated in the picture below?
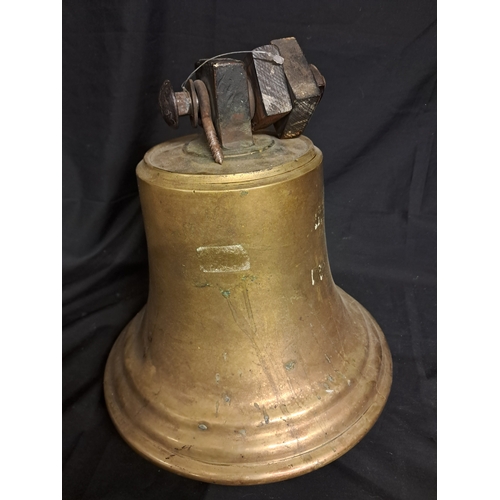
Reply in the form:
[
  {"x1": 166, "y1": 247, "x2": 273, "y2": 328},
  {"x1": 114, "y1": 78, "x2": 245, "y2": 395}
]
[{"x1": 104, "y1": 134, "x2": 392, "y2": 485}]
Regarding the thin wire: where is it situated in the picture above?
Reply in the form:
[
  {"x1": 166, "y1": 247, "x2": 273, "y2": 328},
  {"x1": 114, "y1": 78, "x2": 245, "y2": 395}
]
[{"x1": 180, "y1": 50, "x2": 283, "y2": 90}]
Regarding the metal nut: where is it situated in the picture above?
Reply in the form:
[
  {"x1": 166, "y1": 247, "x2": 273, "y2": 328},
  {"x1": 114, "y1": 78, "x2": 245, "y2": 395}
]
[
  {"x1": 245, "y1": 45, "x2": 292, "y2": 131},
  {"x1": 270, "y1": 37, "x2": 323, "y2": 139}
]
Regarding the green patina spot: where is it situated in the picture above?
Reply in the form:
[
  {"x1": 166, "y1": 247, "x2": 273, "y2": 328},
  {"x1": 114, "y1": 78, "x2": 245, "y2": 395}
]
[
  {"x1": 284, "y1": 360, "x2": 297, "y2": 371},
  {"x1": 241, "y1": 275, "x2": 257, "y2": 282},
  {"x1": 240, "y1": 190, "x2": 249, "y2": 196},
  {"x1": 221, "y1": 290, "x2": 231, "y2": 299}
]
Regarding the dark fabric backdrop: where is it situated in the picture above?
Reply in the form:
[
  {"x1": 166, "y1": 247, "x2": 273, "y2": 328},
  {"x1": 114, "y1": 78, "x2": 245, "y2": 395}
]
[{"x1": 62, "y1": 1, "x2": 436, "y2": 498}]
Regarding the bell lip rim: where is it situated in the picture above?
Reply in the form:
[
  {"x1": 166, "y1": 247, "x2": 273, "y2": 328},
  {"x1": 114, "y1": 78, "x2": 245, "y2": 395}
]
[
  {"x1": 103, "y1": 290, "x2": 392, "y2": 486},
  {"x1": 105, "y1": 376, "x2": 392, "y2": 486}
]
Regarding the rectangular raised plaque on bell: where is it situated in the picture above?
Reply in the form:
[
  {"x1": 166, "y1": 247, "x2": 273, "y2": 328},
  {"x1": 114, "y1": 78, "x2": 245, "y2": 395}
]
[{"x1": 104, "y1": 37, "x2": 392, "y2": 485}]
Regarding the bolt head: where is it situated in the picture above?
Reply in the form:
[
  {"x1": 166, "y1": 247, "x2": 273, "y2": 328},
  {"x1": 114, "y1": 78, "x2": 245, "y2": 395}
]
[{"x1": 159, "y1": 80, "x2": 179, "y2": 129}]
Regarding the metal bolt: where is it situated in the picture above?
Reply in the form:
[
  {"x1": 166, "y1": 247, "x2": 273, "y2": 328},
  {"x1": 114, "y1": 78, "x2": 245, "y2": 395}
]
[
  {"x1": 158, "y1": 80, "x2": 197, "y2": 129},
  {"x1": 159, "y1": 80, "x2": 180, "y2": 128},
  {"x1": 309, "y1": 64, "x2": 326, "y2": 100},
  {"x1": 158, "y1": 78, "x2": 223, "y2": 164}
]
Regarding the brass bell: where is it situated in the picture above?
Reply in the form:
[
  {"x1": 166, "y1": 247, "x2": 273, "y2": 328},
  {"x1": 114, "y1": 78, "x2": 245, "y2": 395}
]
[{"x1": 104, "y1": 38, "x2": 392, "y2": 485}]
